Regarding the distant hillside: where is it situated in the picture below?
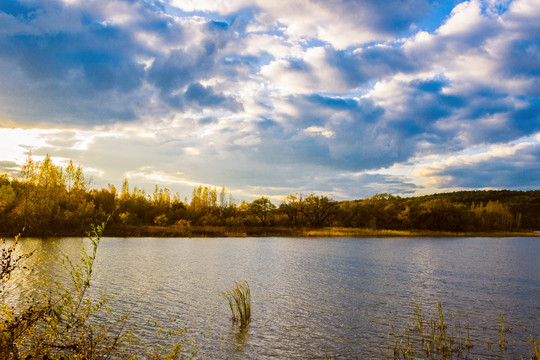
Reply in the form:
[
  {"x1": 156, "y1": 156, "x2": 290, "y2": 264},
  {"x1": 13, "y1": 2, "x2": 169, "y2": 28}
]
[{"x1": 407, "y1": 190, "x2": 540, "y2": 229}]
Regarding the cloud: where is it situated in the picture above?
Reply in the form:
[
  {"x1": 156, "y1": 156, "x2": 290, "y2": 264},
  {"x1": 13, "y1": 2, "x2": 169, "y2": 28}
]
[
  {"x1": 416, "y1": 138, "x2": 540, "y2": 189},
  {"x1": 170, "y1": 0, "x2": 432, "y2": 49},
  {"x1": 1, "y1": 0, "x2": 539, "y2": 200},
  {"x1": 184, "y1": 83, "x2": 243, "y2": 111},
  {"x1": 147, "y1": 44, "x2": 215, "y2": 95},
  {"x1": 0, "y1": 0, "x2": 176, "y2": 124},
  {"x1": 0, "y1": 160, "x2": 20, "y2": 177}
]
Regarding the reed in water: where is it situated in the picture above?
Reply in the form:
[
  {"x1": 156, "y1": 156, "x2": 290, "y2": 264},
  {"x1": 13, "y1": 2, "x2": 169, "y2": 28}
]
[{"x1": 221, "y1": 281, "x2": 251, "y2": 327}]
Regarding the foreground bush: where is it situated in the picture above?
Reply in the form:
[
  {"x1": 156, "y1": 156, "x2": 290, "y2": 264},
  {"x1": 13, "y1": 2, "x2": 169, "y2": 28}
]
[{"x1": 0, "y1": 224, "x2": 197, "y2": 360}]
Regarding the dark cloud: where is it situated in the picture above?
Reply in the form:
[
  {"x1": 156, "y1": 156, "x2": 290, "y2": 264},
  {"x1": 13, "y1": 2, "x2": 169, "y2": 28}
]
[
  {"x1": 0, "y1": 62, "x2": 140, "y2": 124},
  {"x1": 184, "y1": 82, "x2": 243, "y2": 111},
  {"x1": 0, "y1": 0, "x2": 178, "y2": 124},
  {"x1": 306, "y1": 94, "x2": 361, "y2": 111},
  {"x1": 360, "y1": 0, "x2": 433, "y2": 34},
  {"x1": 328, "y1": 46, "x2": 418, "y2": 87},
  {"x1": 429, "y1": 143, "x2": 540, "y2": 189},
  {"x1": 0, "y1": 2, "x2": 156, "y2": 90},
  {"x1": 501, "y1": 40, "x2": 540, "y2": 76},
  {"x1": 512, "y1": 98, "x2": 540, "y2": 133},
  {"x1": 197, "y1": 117, "x2": 218, "y2": 126},
  {"x1": 148, "y1": 46, "x2": 213, "y2": 94},
  {"x1": 146, "y1": 18, "x2": 247, "y2": 111},
  {"x1": 328, "y1": 173, "x2": 419, "y2": 198},
  {"x1": 363, "y1": 76, "x2": 538, "y2": 153},
  {"x1": 432, "y1": 91, "x2": 540, "y2": 146},
  {"x1": 238, "y1": 95, "x2": 407, "y2": 171},
  {"x1": 241, "y1": 58, "x2": 537, "y2": 176},
  {"x1": 498, "y1": 40, "x2": 540, "y2": 96}
]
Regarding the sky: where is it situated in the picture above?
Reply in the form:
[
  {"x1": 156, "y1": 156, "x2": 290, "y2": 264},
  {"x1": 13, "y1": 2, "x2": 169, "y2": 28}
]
[{"x1": 0, "y1": 0, "x2": 539, "y2": 202}]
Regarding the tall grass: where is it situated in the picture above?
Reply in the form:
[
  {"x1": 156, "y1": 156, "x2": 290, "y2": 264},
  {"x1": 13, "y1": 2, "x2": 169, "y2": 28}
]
[
  {"x1": 490, "y1": 300, "x2": 520, "y2": 350},
  {"x1": 378, "y1": 301, "x2": 540, "y2": 360},
  {"x1": 221, "y1": 281, "x2": 251, "y2": 327},
  {"x1": 529, "y1": 335, "x2": 539, "y2": 360},
  {"x1": 384, "y1": 301, "x2": 474, "y2": 359}
]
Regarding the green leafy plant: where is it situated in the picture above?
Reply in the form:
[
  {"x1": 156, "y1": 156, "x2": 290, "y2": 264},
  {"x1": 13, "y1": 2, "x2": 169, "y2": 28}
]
[{"x1": 1, "y1": 235, "x2": 50, "y2": 360}]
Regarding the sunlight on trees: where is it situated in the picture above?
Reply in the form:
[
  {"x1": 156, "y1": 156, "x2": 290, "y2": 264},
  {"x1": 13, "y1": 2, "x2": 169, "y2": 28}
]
[{"x1": 0, "y1": 154, "x2": 537, "y2": 236}]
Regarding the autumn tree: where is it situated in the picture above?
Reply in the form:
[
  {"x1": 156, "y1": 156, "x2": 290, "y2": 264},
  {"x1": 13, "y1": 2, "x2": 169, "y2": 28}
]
[
  {"x1": 150, "y1": 185, "x2": 172, "y2": 225},
  {"x1": 117, "y1": 182, "x2": 150, "y2": 225},
  {"x1": 90, "y1": 185, "x2": 116, "y2": 222},
  {"x1": 248, "y1": 197, "x2": 276, "y2": 226},
  {"x1": 415, "y1": 199, "x2": 469, "y2": 231},
  {"x1": 62, "y1": 160, "x2": 94, "y2": 231},
  {"x1": 300, "y1": 194, "x2": 338, "y2": 228},
  {"x1": 279, "y1": 193, "x2": 305, "y2": 227},
  {"x1": 0, "y1": 175, "x2": 15, "y2": 215},
  {"x1": 471, "y1": 201, "x2": 514, "y2": 230},
  {"x1": 189, "y1": 185, "x2": 219, "y2": 225}
]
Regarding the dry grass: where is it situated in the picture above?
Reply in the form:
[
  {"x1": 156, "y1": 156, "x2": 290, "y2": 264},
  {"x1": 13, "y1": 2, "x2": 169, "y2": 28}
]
[{"x1": 104, "y1": 225, "x2": 540, "y2": 238}]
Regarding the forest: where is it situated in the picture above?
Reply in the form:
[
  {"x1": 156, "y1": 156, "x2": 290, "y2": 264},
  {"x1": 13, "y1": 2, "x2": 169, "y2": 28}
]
[{"x1": 0, "y1": 155, "x2": 539, "y2": 236}]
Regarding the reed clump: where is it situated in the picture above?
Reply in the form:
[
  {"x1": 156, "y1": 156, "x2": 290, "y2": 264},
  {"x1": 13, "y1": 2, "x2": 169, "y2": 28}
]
[
  {"x1": 221, "y1": 281, "x2": 251, "y2": 327},
  {"x1": 386, "y1": 301, "x2": 474, "y2": 360},
  {"x1": 490, "y1": 300, "x2": 520, "y2": 350},
  {"x1": 383, "y1": 301, "x2": 540, "y2": 360},
  {"x1": 529, "y1": 335, "x2": 539, "y2": 360}
]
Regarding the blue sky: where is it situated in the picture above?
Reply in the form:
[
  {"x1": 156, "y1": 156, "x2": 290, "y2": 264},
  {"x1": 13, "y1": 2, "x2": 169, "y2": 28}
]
[{"x1": 0, "y1": 0, "x2": 539, "y2": 201}]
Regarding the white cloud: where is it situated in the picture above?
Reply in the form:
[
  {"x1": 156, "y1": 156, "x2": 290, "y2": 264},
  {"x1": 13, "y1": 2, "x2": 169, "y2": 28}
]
[
  {"x1": 169, "y1": 0, "x2": 417, "y2": 49},
  {"x1": 169, "y1": 0, "x2": 250, "y2": 13},
  {"x1": 304, "y1": 126, "x2": 335, "y2": 139},
  {"x1": 505, "y1": 0, "x2": 540, "y2": 19},
  {"x1": 437, "y1": 0, "x2": 484, "y2": 36}
]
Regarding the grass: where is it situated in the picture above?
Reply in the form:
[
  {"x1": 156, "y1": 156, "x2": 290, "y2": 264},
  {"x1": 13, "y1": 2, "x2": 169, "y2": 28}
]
[
  {"x1": 491, "y1": 300, "x2": 520, "y2": 350},
  {"x1": 303, "y1": 227, "x2": 540, "y2": 238},
  {"x1": 371, "y1": 301, "x2": 540, "y2": 360},
  {"x1": 103, "y1": 224, "x2": 540, "y2": 238},
  {"x1": 221, "y1": 281, "x2": 251, "y2": 327},
  {"x1": 529, "y1": 335, "x2": 539, "y2": 359},
  {"x1": 380, "y1": 302, "x2": 474, "y2": 359}
]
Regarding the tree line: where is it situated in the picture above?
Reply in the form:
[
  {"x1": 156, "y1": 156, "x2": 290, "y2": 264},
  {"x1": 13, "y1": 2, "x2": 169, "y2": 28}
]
[{"x1": 0, "y1": 155, "x2": 539, "y2": 236}]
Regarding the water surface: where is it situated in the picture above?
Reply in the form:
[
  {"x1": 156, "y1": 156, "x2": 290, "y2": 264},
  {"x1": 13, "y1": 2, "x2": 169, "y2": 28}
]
[{"x1": 5, "y1": 237, "x2": 539, "y2": 359}]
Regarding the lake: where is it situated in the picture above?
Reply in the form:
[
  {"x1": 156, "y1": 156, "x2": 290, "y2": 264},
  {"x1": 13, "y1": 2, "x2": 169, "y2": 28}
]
[{"x1": 5, "y1": 236, "x2": 540, "y2": 359}]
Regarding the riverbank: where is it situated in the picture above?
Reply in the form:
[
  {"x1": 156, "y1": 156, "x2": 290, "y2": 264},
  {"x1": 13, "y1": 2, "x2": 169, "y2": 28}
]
[
  {"x1": 98, "y1": 224, "x2": 540, "y2": 238},
  {"x1": 11, "y1": 224, "x2": 540, "y2": 238}
]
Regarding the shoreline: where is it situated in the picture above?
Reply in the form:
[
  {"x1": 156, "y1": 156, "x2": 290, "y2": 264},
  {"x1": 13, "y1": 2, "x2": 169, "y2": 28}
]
[{"x1": 14, "y1": 224, "x2": 540, "y2": 238}]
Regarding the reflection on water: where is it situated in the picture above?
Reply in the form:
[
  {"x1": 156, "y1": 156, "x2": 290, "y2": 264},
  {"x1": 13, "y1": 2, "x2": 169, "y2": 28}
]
[{"x1": 3, "y1": 236, "x2": 539, "y2": 359}]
